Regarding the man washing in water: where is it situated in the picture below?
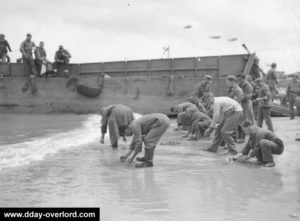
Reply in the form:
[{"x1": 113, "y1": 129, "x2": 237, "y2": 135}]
[{"x1": 120, "y1": 113, "x2": 170, "y2": 168}]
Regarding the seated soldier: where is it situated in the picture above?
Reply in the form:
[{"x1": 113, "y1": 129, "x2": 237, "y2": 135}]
[
  {"x1": 53, "y1": 45, "x2": 71, "y2": 76},
  {"x1": 120, "y1": 113, "x2": 170, "y2": 168},
  {"x1": 170, "y1": 102, "x2": 197, "y2": 130},
  {"x1": 236, "y1": 120, "x2": 284, "y2": 167}
]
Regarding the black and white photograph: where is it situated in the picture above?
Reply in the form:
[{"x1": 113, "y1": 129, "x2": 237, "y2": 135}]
[{"x1": 0, "y1": 0, "x2": 300, "y2": 220}]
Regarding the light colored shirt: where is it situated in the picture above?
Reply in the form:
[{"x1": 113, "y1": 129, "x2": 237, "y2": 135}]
[{"x1": 210, "y1": 97, "x2": 242, "y2": 128}]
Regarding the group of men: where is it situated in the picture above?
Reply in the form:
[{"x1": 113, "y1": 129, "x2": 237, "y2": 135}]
[
  {"x1": 170, "y1": 66, "x2": 286, "y2": 167},
  {"x1": 0, "y1": 33, "x2": 72, "y2": 77}
]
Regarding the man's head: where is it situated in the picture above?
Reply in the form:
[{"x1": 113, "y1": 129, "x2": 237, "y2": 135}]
[
  {"x1": 236, "y1": 74, "x2": 246, "y2": 84},
  {"x1": 226, "y1": 75, "x2": 238, "y2": 87},
  {"x1": 124, "y1": 126, "x2": 133, "y2": 137},
  {"x1": 254, "y1": 77, "x2": 263, "y2": 87},
  {"x1": 202, "y1": 92, "x2": 214, "y2": 107},
  {"x1": 188, "y1": 96, "x2": 200, "y2": 105},
  {"x1": 241, "y1": 120, "x2": 256, "y2": 135},
  {"x1": 59, "y1": 45, "x2": 64, "y2": 51},
  {"x1": 0, "y1": 34, "x2": 4, "y2": 40},
  {"x1": 271, "y1": 63, "x2": 277, "y2": 69},
  {"x1": 254, "y1": 57, "x2": 259, "y2": 65},
  {"x1": 26, "y1": 33, "x2": 32, "y2": 41},
  {"x1": 170, "y1": 106, "x2": 177, "y2": 113},
  {"x1": 39, "y1": 41, "x2": 44, "y2": 48},
  {"x1": 204, "y1": 75, "x2": 212, "y2": 84}
]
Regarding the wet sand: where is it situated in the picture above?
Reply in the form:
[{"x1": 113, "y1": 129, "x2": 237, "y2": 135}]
[{"x1": 0, "y1": 114, "x2": 299, "y2": 221}]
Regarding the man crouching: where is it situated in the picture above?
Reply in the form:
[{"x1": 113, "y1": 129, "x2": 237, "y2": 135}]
[
  {"x1": 236, "y1": 120, "x2": 284, "y2": 167},
  {"x1": 120, "y1": 113, "x2": 170, "y2": 168}
]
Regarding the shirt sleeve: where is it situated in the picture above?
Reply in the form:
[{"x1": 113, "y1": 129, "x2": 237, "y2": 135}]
[
  {"x1": 210, "y1": 102, "x2": 220, "y2": 128},
  {"x1": 241, "y1": 138, "x2": 252, "y2": 155},
  {"x1": 101, "y1": 111, "x2": 109, "y2": 134},
  {"x1": 131, "y1": 124, "x2": 143, "y2": 153},
  {"x1": 20, "y1": 41, "x2": 25, "y2": 54}
]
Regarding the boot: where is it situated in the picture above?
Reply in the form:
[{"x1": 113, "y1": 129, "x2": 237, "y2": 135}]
[
  {"x1": 136, "y1": 151, "x2": 146, "y2": 162},
  {"x1": 135, "y1": 148, "x2": 154, "y2": 168}
]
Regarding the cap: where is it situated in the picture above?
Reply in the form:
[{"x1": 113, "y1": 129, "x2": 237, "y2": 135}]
[
  {"x1": 271, "y1": 63, "x2": 277, "y2": 68},
  {"x1": 227, "y1": 75, "x2": 238, "y2": 82},
  {"x1": 204, "y1": 75, "x2": 212, "y2": 80}
]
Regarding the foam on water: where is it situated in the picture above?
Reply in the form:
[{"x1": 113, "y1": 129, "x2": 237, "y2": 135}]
[{"x1": 0, "y1": 115, "x2": 101, "y2": 170}]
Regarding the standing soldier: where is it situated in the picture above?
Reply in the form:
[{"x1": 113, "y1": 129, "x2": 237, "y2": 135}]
[
  {"x1": 226, "y1": 75, "x2": 244, "y2": 103},
  {"x1": 203, "y1": 93, "x2": 243, "y2": 155},
  {"x1": 0, "y1": 34, "x2": 12, "y2": 63},
  {"x1": 120, "y1": 113, "x2": 170, "y2": 168},
  {"x1": 237, "y1": 74, "x2": 255, "y2": 143},
  {"x1": 34, "y1": 41, "x2": 47, "y2": 76},
  {"x1": 253, "y1": 78, "x2": 274, "y2": 132},
  {"x1": 192, "y1": 75, "x2": 212, "y2": 99},
  {"x1": 100, "y1": 104, "x2": 134, "y2": 148},
  {"x1": 20, "y1": 33, "x2": 37, "y2": 76},
  {"x1": 249, "y1": 57, "x2": 263, "y2": 81},
  {"x1": 286, "y1": 74, "x2": 300, "y2": 119},
  {"x1": 266, "y1": 63, "x2": 278, "y2": 101}
]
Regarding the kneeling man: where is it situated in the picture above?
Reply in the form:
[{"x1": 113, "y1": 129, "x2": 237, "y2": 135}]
[
  {"x1": 120, "y1": 113, "x2": 170, "y2": 168},
  {"x1": 100, "y1": 104, "x2": 134, "y2": 148},
  {"x1": 236, "y1": 120, "x2": 284, "y2": 167}
]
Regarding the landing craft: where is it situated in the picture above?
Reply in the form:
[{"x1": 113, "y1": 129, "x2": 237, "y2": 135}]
[{"x1": 228, "y1": 37, "x2": 238, "y2": 41}]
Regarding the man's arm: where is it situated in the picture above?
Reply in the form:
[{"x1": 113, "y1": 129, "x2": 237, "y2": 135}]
[
  {"x1": 127, "y1": 125, "x2": 143, "y2": 163},
  {"x1": 5, "y1": 40, "x2": 12, "y2": 52}
]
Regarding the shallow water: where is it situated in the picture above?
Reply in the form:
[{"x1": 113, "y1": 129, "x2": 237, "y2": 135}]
[{"x1": 0, "y1": 114, "x2": 299, "y2": 221}]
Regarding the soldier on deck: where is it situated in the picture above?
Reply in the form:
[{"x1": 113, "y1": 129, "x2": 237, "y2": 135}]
[
  {"x1": 100, "y1": 104, "x2": 134, "y2": 148},
  {"x1": 20, "y1": 33, "x2": 37, "y2": 76},
  {"x1": 253, "y1": 78, "x2": 274, "y2": 132},
  {"x1": 237, "y1": 74, "x2": 255, "y2": 143},
  {"x1": 203, "y1": 93, "x2": 243, "y2": 155},
  {"x1": 0, "y1": 34, "x2": 12, "y2": 63},
  {"x1": 286, "y1": 74, "x2": 300, "y2": 119},
  {"x1": 170, "y1": 102, "x2": 198, "y2": 130},
  {"x1": 53, "y1": 45, "x2": 71, "y2": 76},
  {"x1": 192, "y1": 75, "x2": 212, "y2": 99},
  {"x1": 34, "y1": 41, "x2": 47, "y2": 76},
  {"x1": 266, "y1": 63, "x2": 278, "y2": 101},
  {"x1": 236, "y1": 120, "x2": 284, "y2": 167},
  {"x1": 120, "y1": 113, "x2": 170, "y2": 168}
]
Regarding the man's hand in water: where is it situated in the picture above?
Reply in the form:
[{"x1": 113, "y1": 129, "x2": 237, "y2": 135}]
[
  {"x1": 127, "y1": 156, "x2": 134, "y2": 164},
  {"x1": 100, "y1": 135, "x2": 104, "y2": 144},
  {"x1": 236, "y1": 155, "x2": 250, "y2": 163}
]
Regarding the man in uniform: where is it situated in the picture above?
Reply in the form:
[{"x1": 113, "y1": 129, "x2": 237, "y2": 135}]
[
  {"x1": 236, "y1": 120, "x2": 284, "y2": 167},
  {"x1": 203, "y1": 93, "x2": 243, "y2": 155},
  {"x1": 253, "y1": 78, "x2": 274, "y2": 132},
  {"x1": 192, "y1": 75, "x2": 212, "y2": 99},
  {"x1": 0, "y1": 34, "x2": 12, "y2": 63},
  {"x1": 237, "y1": 74, "x2": 255, "y2": 143},
  {"x1": 20, "y1": 33, "x2": 37, "y2": 76},
  {"x1": 53, "y1": 45, "x2": 71, "y2": 76},
  {"x1": 100, "y1": 104, "x2": 134, "y2": 148},
  {"x1": 286, "y1": 74, "x2": 300, "y2": 119},
  {"x1": 34, "y1": 41, "x2": 47, "y2": 76},
  {"x1": 184, "y1": 109, "x2": 212, "y2": 140},
  {"x1": 170, "y1": 102, "x2": 198, "y2": 130},
  {"x1": 266, "y1": 63, "x2": 278, "y2": 101},
  {"x1": 120, "y1": 113, "x2": 170, "y2": 168},
  {"x1": 249, "y1": 57, "x2": 263, "y2": 81}
]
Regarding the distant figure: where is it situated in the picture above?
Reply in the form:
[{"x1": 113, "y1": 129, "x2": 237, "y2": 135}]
[
  {"x1": 120, "y1": 113, "x2": 170, "y2": 168},
  {"x1": 0, "y1": 34, "x2": 12, "y2": 63},
  {"x1": 236, "y1": 121, "x2": 284, "y2": 167},
  {"x1": 203, "y1": 93, "x2": 243, "y2": 155},
  {"x1": 253, "y1": 78, "x2": 274, "y2": 132},
  {"x1": 54, "y1": 45, "x2": 71, "y2": 76},
  {"x1": 192, "y1": 75, "x2": 212, "y2": 99},
  {"x1": 286, "y1": 74, "x2": 300, "y2": 119},
  {"x1": 226, "y1": 75, "x2": 244, "y2": 104},
  {"x1": 34, "y1": 41, "x2": 47, "y2": 76},
  {"x1": 266, "y1": 63, "x2": 278, "y2": 101},
  {"x1": 237, "y1": 74, "x2": 255, "y2": 143},
  {"x1": 100, "y1": 104, "x2": 134, "y2": 148},
  {"x1": 249, "y1": 57, "x2": 263, "y2": 80},
  {"x1": 20, "y1": 33, "x2": 37, "y2": 76}
]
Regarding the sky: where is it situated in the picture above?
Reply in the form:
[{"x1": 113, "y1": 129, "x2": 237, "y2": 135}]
[{"x1": 0, "y1": 0, "x2": 299, "y2": 73}]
